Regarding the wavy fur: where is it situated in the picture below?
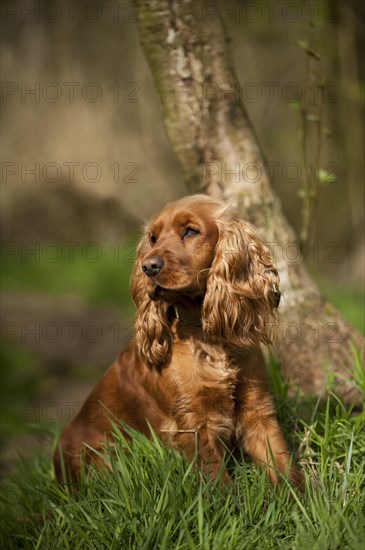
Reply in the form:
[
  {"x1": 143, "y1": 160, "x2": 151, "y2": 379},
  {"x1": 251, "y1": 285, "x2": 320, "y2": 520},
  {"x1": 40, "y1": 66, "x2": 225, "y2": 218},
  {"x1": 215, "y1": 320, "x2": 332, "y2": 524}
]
[
  {"x1": 132, "y1": 196, "x2": 279, "y2": 364},
  {"x1": 203, "y1": 215, "x2": 279, "y2": 348},
  {"x1": 55, "y1": 195, "x2": 303, "y2": 490}
]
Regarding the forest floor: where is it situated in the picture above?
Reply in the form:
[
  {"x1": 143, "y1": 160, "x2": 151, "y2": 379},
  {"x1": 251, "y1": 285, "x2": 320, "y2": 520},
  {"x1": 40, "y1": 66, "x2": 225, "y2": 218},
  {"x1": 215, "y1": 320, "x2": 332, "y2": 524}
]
[{"x1": 1, "y1": 291, "x2": 131, "y2": 476}]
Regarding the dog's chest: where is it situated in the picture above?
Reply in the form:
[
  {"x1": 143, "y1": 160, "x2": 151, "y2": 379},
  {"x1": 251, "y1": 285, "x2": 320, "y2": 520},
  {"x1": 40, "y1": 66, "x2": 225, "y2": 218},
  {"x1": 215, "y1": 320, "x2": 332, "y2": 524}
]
[{"x1": 160, "y1": 336, "x2": 239, "y2": 431}]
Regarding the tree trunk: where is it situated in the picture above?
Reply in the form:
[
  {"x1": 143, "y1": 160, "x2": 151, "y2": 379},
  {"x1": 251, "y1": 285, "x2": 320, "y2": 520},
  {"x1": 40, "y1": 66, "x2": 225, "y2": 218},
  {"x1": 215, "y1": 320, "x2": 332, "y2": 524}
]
[{"x1": 135, "y1": 0, "x2": 364, "y2": 405}]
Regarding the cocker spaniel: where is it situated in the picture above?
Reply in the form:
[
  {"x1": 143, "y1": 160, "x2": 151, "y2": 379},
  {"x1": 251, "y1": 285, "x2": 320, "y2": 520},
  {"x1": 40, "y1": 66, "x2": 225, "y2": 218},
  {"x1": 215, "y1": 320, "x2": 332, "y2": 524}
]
[{"x1": 54, "y1": 195, "x2": 304, "y2": 489}]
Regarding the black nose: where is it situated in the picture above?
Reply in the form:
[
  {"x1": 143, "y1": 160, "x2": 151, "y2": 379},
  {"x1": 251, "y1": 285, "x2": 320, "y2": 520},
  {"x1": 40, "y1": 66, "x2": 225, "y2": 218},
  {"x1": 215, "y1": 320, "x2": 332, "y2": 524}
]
[{"x1": 142, "y1": 256, "x2": 164, "y2": 278}]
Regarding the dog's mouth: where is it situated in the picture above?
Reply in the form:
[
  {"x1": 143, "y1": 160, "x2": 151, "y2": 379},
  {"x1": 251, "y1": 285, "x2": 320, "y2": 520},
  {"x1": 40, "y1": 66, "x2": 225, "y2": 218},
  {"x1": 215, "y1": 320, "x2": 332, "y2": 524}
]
[
  {"x1": 148, "y1": 285, "x2": 163, "y2": 300},
  {"x1": 149, "y1": 284, "x2": 183, "y2": 301},
  {"x1": 149, "y1": 284, "x2": 203, "y2": 303}
]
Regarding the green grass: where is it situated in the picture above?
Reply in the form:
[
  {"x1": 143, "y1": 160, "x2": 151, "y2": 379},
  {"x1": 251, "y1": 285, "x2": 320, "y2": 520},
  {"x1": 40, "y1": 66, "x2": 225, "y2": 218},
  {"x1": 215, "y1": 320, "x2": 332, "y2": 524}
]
[
  {"x1": 1, "y1": 357, "x2": 364, "y2": 549},
  {"x1": 0, "y1": 344, "x2": 41, "y2": 443},
  {"x1": 1, "y1": 241, "x2": 137, "y2": 314},
  {"x1": 311, "y1": 273, "x2": 364, "y2": 334},
  {"x1": 322, "y1": 285, "x2": 364, "y2": 334},
  {"x1": 1, "y1": 241, "x2": 138, "y2": 443},
  {"x1": 1, "y1": 243, "x2": 364, "y2": 547}
]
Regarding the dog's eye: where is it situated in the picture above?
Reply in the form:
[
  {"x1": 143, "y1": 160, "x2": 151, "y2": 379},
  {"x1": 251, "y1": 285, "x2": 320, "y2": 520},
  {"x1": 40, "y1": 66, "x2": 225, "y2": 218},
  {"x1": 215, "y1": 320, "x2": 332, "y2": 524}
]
[
  {"x1": 183, "y1": 227, "x2": 200, "y2": 239},
  {"x1": 150, "y1": 234, "x2": 157, "y2": 244}
]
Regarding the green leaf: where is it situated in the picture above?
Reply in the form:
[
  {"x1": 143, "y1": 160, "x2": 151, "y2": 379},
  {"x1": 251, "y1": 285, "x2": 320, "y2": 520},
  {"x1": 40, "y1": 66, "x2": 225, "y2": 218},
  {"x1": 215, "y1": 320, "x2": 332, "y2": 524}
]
[
  {"x1": 297, "y1": 189, "x2": 308, "y2": 198},
  {"x1": 308, "y1": 49, "x2": 321, "y2": 60},
  {"x1": 289, "y1": 102, "x2": 302, "y2": 111},
  {"x1": 318, "y1": 169, "x2": 336, "y2": 184},
  {"x1": 296, "y1": 40, "x2": 321, "y2": 60},
  {"x1": 296, "y1": 40, "x2": 308, "y2": 50},
  {"x1": 306, "y1": 114, "x2": 319, "y2": 122}
]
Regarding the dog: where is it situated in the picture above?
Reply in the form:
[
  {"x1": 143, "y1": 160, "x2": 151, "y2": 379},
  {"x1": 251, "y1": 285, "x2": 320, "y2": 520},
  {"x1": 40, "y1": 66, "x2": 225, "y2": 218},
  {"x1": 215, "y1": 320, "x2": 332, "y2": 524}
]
[{"x1": 54, "y1": 194, "x2": 304, "y2": 489}]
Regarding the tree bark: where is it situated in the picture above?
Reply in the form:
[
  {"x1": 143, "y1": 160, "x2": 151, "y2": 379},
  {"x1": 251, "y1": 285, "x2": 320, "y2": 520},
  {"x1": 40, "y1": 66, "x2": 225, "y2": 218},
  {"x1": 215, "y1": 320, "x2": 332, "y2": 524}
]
[{"x1": 135, "y1": 0, "x2": 364, "y2": 404}]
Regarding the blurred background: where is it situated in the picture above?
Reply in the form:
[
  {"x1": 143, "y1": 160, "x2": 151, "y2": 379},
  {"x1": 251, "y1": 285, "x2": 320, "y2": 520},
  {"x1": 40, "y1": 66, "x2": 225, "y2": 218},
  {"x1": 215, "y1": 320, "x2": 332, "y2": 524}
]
[{"x1": 1, "y1": 0, "x2": 364, "y2": 474}]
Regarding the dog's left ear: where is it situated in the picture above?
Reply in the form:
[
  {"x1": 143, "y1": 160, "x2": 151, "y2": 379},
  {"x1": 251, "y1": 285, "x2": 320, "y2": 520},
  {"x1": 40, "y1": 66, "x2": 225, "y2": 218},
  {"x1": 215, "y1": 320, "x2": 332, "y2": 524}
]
[{"x1": 202, "y1": 217, "x2": 280, "y2": 347}]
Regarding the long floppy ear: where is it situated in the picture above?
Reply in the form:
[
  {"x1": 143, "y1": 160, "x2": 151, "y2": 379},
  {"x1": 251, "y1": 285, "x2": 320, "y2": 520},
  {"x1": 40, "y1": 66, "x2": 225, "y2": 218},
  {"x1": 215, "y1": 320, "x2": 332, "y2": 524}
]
[
  {"x1": 130, "y1": 234, "x2": 172, "y2": 369},
  {"x1": 202, "y1": 217, "x2": 279, "y2": 348}
]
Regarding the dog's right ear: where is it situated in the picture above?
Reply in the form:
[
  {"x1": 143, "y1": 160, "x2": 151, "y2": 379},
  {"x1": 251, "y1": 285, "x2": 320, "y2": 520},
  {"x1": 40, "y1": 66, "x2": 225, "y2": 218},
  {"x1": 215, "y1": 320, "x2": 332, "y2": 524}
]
[{"x1": 131, "y1": 234, "x2": 172, "y2": 369}]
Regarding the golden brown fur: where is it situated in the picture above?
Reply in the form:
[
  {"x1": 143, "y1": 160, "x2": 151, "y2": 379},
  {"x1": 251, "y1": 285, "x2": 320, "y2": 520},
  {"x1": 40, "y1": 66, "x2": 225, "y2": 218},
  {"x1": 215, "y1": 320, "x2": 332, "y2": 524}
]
[{"x1": 54, "y1": 195, "x2": 303, "y2": 489}]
